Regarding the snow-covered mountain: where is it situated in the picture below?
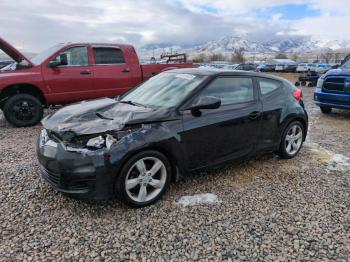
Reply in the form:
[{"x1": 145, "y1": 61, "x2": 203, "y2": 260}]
[
  {"x1": 138, "y1": 36, "x2": 350, "y2": 59},
  {"x1": 188, "y1": 36, "x2": 268, "y2": 54}
]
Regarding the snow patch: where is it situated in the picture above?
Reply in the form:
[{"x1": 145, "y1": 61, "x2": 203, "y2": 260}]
[
  {"x1": 327, "y1": 154, "x2": 350, "y2": 172},
  {"x1": 304, "y1": 142, "x2": 350, "y2": 172},
  {"x1": 177, "y1": 193, "x2": 220, "y2": 207}
]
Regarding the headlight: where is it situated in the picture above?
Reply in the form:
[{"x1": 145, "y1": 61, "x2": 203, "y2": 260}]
[
  {"x1": 86, "y1": 134, "x2": 117, "y2": 150},
  {"x1": 86, "y1": 136, "x2": 105, "y2": 149},
  {"x1": 39, "y1": 129, "x2": 49, "y2": 147},
  {"x1": 317, "y1": 77, "x2": 324, "y2": 88}
]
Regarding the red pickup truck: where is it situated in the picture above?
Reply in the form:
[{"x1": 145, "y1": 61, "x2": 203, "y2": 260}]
[{"x1": 0, "y1": 38, "x2": 194, "y2": 127}]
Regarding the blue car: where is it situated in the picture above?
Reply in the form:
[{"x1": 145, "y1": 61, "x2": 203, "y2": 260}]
[{"x1": 314, "y1": 56, "x2": 350, "y2": 114}]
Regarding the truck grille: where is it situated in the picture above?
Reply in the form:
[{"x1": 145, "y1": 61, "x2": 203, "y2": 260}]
[
  {"x1": 40, "y1": 166, "x2": 60, "y2": 186},
  {"x1": 323, "y1": 77, "x2": 345, "y2": 92}
]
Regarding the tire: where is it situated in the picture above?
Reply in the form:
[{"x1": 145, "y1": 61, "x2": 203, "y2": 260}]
[
  {"x1": 115, "y1": 150, "x2": 171, "y2": 208},
  {"x1": 3, "y1": 94, "x2": 43, "y2": 127},
  {"x1": 320, "y1": 106, "x2": 332, "y2": 114},
  {"x1": 277, "y1": 121, "x2": 304, "y2": 159}
]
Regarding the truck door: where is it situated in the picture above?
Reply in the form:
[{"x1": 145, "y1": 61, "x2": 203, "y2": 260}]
[
  {"x1": 91, "y1": 46, "x2": 140, "y2": 98},
  {"x1": 42, "y1": 45, "x2": 95, "y2": 104}
]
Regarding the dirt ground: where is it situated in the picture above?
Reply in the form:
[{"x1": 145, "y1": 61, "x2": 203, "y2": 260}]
[{"x1": 0, "y1": 73, "x2": 349, "y2": 261}]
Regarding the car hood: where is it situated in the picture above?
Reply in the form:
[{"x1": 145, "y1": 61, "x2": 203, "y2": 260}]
[
  {"x1": 324, "y1": 68, "x2": 350, "y2": 77},
  {"x1": 42, "y1": 98, "x2": 178, "y2": 138},
  {"x1": 0, "y1": 37, "x2": 32, "y2": 65}
]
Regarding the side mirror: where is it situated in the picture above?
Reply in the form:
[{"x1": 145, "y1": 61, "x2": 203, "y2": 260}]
[
  {"x1": 186, "y1": 96, "x2": 221, "y2": 111},
  {"x1": 49, "y1": 53, "x2": 68, "y2": 68},
  {"x1": 48, "y1": 61, "x2": 61, "y2": 68}
]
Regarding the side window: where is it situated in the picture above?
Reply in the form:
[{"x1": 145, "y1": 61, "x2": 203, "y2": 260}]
[
  {"x1": 52, "y1": 46, "x2": 88, "y2": 66},
  {"x1": 200, "y1": 77, "x2": 254, "y2": 105},
  {"x1": 93, "y1": 47, "x2": 125, "y2": 65},
  {"x1": 258, "y1": 78, "x2": 281, "y2": 96}
]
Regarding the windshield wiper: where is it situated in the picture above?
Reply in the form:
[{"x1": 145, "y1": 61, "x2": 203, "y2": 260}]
[{"x1": 120, "y1": 100, "x2": 147, "y2": 107}]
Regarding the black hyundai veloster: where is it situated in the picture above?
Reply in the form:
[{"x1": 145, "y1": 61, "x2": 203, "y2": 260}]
[{"x1": 37, "y1": 68, "x2": 308, "y2": 207}]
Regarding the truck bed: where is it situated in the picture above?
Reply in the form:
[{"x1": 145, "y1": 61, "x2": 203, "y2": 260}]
[{"x1": 141, "y1": 63, "x2": 196, "y2": 81}]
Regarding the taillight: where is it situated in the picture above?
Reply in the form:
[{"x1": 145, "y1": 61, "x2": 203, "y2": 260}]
[{"x1": 293, "y1": 88, "x2": 303, "y2": 101}]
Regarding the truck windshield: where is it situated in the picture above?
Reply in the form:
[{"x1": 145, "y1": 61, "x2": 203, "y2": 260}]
[
  {"x1": 30, "y1": 44, "x2": 65, "y2": 65},
  {"x1": 342, "y1": 59, "x2": 350, "y2": 69},
  {"x1": 121, "y1": 72, "x2": 207, "y2": 108}
]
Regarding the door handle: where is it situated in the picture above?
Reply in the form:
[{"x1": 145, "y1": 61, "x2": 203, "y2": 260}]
[
  {"x1": 121, "y1": 68, "x2": 130, "y2": 73},
  {"x1": 249, "y1": 111, "x2": 261, "y2": 120},
  {"x1": 80, "y1": 70, "x2": 91, "y2": 75}
]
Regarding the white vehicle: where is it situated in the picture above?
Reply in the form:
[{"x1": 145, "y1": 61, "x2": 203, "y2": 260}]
[
  {"x1": 296, "y1": 63, "x2": 315, "y2": 72},
  {"x1": 275, "y1": 64, "x2": 286, "y2": 71}
]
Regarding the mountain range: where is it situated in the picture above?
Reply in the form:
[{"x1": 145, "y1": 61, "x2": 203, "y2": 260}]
[{"x1": 138, "y1": 36, "x2": 350, "y2": 59}]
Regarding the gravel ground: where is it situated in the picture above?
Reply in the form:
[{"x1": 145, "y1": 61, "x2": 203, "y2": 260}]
[{"x1": 0, "y1": 75, "x2": 349, "y2": 261}]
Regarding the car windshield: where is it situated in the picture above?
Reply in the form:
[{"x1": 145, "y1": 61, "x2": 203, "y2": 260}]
[
  {"x1": 121, "y1": 72, "x2": 207, "y2": 108},
  {"x1": 342, "y1": 59, "x2": 350, "y2": 69},
  {"x1": 30, "y1": 44, "x2": 65, "y2": 65}
]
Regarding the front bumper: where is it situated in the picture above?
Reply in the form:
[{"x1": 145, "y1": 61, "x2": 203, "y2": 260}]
[
  {"x1": 314, "y1": 88, "x2": 350, "y2": 110},
  {"x1": 36, "y1": 136, "x2": 117, "y2": 200}
]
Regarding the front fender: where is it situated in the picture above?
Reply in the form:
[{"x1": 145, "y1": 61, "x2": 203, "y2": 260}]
[{"x1": 107, "y1": 122, "x2": 186, "y2": 178}]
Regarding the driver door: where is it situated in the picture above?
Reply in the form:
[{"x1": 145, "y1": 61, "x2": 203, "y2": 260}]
[
  {"x1": 42, "y1": 45, "x2": 95, "y2": 104},
  {"x1": 181, "y1": 76, "x2": 262, "y2": 170}
]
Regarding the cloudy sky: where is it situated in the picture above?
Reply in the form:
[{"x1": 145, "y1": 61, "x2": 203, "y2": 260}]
[{"x1": 0, "y1": 0, "x2": 349, "y2": 52}]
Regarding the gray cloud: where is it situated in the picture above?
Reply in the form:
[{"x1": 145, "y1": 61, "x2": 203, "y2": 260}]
[{"x1": 0, "y1": 0, "x2": 348, "y2": 53}]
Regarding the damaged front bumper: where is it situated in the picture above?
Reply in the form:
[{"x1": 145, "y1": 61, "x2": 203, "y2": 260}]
[{"x1": 36, "y1": 131, "x2": 118, "y2": 200}]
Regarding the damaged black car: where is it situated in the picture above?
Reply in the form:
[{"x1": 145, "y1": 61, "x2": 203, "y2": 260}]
[{"x1": 37, "y1": 68, "x2": 308, "y2": 207}]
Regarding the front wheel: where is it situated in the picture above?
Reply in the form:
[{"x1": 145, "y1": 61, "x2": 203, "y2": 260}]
[
  {"x1": 277, "y1": 121, "x2": 304, "y2": 159},
  {"x1": 3, "y1": 94, "x2": 43, "y2": 127},
  {"x1": 115, "y1": 150, "x2": 171, "y2": 207},
  {"x1": 320, "y1": 106, "x2": 332, "y2": 114}
]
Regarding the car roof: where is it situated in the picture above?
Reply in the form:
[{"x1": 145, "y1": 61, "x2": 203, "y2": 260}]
[{"x1": 167, "y1": 68, "x2": 286, "y2": 81}]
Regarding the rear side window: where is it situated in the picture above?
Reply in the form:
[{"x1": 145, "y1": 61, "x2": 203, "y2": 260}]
[
  {"x1": 93, "y1": 47, "x2": 125, "y2": 65},
  {"x1": 200, "y1": 77, "x2": 254, "y2": 105},
  {"x1": 258, "y1": 78, "x2": 281, "y2": 96}
]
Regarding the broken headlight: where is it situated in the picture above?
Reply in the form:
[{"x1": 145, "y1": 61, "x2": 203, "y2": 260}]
[
  {"x1": 86, "y1": 134, "x2": 117, "y2": 150},
  {"x1": 86, "y1": 136, "x2": 105, "y2": 149}
]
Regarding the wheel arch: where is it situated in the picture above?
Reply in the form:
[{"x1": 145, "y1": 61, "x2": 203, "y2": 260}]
[
  {"x1": 281, "y1": 116, "x2": 308, "y2": 141},
  {"x1": 0, "y1": 83, "x2": 47, "y2": 108}
]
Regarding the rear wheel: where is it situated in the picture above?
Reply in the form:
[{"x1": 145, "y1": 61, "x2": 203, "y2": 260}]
[
  {"x1": 3, "y1": 94, "x2": 43, "y2": 127},
  {"x1": 320, "y1": 106, "x2": 332, "y2": 114},
  {"x1": 277, "y1": 121, "x2": 304, "y2": 159},
  {"x1": 115, "y1": 150, "x2": 171, "y2": 207}
]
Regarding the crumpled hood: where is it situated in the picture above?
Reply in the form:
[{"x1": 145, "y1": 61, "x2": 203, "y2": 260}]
[
  {"x1": 324, "y1": 68, "x2": 350, "y2": 77},
  {"x1": 42, "y1": 98, "x2": 177, "y2": 138}
]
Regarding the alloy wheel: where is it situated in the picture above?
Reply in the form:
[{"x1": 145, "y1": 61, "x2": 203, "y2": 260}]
[
  {"x1": 285, "y1": 125, "x2": 303, "y2": 155},
  {"x1": 125, "y1": 157, "x2": 167, "y2": 203}
]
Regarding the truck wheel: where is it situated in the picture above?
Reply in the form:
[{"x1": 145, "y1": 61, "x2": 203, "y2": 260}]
[
  {"x1": 320, "y1": 106, "x2": 332, "y2": 114},
  {"x1": 3, "y1": 94, "x2": 43, "y2": 127}
]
